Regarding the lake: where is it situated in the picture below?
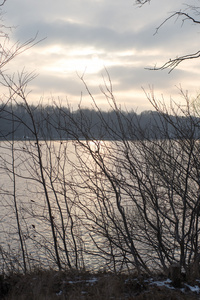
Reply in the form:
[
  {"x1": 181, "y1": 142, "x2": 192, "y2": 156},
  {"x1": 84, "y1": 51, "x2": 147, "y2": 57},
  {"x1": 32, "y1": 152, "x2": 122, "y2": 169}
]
[
  {"x1": 0, "y1": 138, "x2": 198, "y2": 273},
  {"x1": 0, "y1": 139, "x2": 129, "y2": 271}
]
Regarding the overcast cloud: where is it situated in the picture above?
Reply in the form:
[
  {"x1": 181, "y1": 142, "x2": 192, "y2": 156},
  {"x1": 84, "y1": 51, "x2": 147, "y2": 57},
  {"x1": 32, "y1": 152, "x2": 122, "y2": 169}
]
[{"x1": 2, "y1": 0, "x2": 200, "y2": 111}]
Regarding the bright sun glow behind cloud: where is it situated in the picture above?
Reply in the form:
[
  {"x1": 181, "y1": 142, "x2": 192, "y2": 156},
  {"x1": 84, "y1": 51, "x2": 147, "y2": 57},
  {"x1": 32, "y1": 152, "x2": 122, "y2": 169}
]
[{"x1": 42, "y1": 46, "x2": 104, "y2": 74}]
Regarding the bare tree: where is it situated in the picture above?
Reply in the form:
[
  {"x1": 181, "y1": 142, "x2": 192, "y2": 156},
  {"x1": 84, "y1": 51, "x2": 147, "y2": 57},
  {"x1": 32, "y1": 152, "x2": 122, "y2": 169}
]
[
  {"x1": 136, "y1": 0, "x2": 200, "y2": 71},
  {"x1": 0, "y1": 73, "x2": 86, "y2": 271},
  {"x1": 52, "y1": 75, "x2": 200, "y2": 279},
  {"x1": 1, "y1": 0, "x2": 200, "y2": 280},
  {"x1": 2, "y1": 70, "x2": 200, "y2": 278},
  {"x1": 0, "y1": 1, "x2": 40, "y2": 273}
]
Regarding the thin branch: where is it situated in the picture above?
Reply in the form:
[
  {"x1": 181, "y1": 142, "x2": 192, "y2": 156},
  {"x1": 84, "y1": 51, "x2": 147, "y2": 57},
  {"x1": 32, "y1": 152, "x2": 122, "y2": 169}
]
[
  {"x1": 154, "y1": 11, "x2": 200, "y2": 35},
  {"x1": 146, "y1": 50, "x2": 200, "y2": 73},
  {"x1": 135, "y1": 0, "x2": 150, "y2": 5},
  {"x1": 150, "y1": 5, "x2": 200, "y2": 71},
  {"x1": 0, "y1": 33, "x2": 45, "y2": 70},
  {"x1": 0, "y1": 0, "x2": 6, "y2": 6}
]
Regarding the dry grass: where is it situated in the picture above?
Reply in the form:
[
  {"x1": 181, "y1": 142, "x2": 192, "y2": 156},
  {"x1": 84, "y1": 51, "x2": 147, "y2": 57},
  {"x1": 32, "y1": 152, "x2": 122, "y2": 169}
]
[{"x1": 0, "y1": 269, "x2": 199, "y2": 300}]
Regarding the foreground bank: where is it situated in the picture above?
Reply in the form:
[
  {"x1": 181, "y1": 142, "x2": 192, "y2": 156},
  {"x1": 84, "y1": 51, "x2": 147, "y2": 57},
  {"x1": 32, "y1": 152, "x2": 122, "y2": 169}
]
[{"x1": 1, "y1": 269, "x2": 200, "y2": 300}]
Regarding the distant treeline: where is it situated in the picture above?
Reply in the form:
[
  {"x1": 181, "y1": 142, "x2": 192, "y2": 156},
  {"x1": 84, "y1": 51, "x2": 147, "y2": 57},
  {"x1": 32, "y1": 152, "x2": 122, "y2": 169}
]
[{"x1": 0, "y1": 103, "x2": 199, "y2": 140}]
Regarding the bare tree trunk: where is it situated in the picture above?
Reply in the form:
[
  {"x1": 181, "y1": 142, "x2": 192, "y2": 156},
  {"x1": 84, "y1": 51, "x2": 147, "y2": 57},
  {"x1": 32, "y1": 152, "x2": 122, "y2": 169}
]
[{"x1": 11, "y1": 104, "x2": 27, "y2": 273}]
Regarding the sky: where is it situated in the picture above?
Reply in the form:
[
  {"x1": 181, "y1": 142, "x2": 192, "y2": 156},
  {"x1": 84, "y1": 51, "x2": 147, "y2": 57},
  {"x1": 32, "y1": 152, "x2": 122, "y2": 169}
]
[{"x1": 2, "y1": 0, "x2": 200, "y2": 112}]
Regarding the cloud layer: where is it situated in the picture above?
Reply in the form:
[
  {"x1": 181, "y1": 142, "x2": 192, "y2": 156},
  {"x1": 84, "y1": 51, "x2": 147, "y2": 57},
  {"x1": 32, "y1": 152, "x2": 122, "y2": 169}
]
[{"x1": 3, "y1": 0, "x2": 200, "y2": 111}]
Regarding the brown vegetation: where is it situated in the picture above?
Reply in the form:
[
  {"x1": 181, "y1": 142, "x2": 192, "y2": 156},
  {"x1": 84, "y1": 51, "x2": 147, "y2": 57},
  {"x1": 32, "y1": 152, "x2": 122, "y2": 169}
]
[{"x1": 1, "y1": 269, "x2": 200, "y2": 300}]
